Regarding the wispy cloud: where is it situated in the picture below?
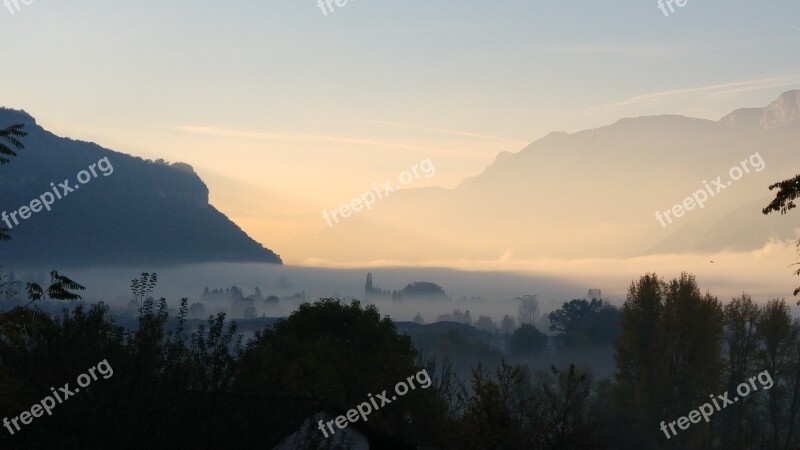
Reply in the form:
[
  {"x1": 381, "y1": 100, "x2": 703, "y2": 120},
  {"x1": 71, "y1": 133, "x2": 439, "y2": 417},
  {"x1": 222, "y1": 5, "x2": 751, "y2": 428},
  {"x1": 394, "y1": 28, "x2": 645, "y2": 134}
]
[
  {"x1": 172, "y1": 126, "x2": 490, "y2": 157},
  {"x1": 533, "y1": 43, "x2": 699, "y2": 58},
  {"x1": 581, "y1": 74, "x2": 800, "y2": 115},
  {"x1": 355, "y1": 119, "x2": 529, "y2": 145}
]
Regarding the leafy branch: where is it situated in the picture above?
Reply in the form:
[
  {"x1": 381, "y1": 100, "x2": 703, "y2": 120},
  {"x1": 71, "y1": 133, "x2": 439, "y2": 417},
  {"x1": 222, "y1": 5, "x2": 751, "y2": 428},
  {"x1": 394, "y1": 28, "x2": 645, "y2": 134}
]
[
  {"x1": 131, "y1": 272, "x2": 158, "y2": 312},
  {"x1": 24, "y1": 270, "x2": 86, "y2": 307},
  {"x1": 0, "y1": 123, "x2": 27, "y2": 166}
]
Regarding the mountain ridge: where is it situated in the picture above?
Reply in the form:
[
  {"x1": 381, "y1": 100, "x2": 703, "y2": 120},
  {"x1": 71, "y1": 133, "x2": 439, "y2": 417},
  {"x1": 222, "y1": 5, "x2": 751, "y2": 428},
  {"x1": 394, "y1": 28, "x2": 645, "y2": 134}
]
[
  {"x1": 311, "y1": 90, "x2": 800, "y2": 262},
  {"x1": 0, "y1": 108, "x2": 283, "y2": 267}
]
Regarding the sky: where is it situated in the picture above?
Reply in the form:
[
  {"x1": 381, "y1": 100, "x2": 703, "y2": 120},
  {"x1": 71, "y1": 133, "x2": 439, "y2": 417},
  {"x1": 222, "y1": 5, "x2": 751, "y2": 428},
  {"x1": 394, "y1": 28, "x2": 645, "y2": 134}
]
[{"x1": 2, "y1": 0, "x2": 800, "y2": 268}]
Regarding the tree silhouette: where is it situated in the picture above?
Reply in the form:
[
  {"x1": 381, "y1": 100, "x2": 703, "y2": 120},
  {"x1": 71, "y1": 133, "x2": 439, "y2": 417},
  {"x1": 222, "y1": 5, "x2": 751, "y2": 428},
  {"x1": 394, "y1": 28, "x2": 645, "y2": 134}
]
[
  {"x1": 763, "y1": 174, "x2": 800, "y2": 298},
  {"x1": 0, "y1": 124, "x2": 26, "y2": 166},
  {"x1": 0, "y1": 124, "x2": 27, "y2": 242},
  {"x1": 509, "y1": 323, "x2": 547, "y2": 355},
  {"x1": 24, "y1": 270, "x2": 86, "y2": 307},
  {"x1": 131, "y1": 272, "x2": 158, "y2": 312}
]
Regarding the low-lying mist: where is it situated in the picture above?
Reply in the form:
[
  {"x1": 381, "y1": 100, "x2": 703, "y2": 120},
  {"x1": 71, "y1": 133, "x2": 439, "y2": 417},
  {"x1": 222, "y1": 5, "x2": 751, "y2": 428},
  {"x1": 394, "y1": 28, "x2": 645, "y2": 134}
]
[{"x1": 8, "y1": 263, "x2": 587, "y2": 322}]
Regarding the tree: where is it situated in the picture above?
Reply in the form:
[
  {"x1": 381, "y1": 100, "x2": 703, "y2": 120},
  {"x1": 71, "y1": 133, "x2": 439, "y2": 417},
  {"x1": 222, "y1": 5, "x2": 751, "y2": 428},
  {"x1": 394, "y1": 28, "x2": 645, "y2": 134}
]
[
  {"x1": 756, "y1": 299, "x2": 797, "y2": 449},
  {"x1": 0, "y1": 124, "x2": 26, "y2": 166},
  {"x1": 401, "y1": 282, "x2": 447, "y2": 300},
  {"x1": 763, "y1": 174, "x2": 800, "y2": 298},
  {"x1": 548, "y1": 298, "x2": 621, "y2": 348},
  {"x1": 453, "y1": 360, "x2": 532, "y2": 448},
  {"x1": 530, "y1": 365, "x2": 601, "y2": 449},
  {"x1": 614, "y1": 272, "x2": 724, "y2": 448},
  {"x1": 451, "y1": 360, "x2": 604, "y2": 449},
  {"x1": 501, "y1": 315, "x2": 517, "y2": 334},
  {"x1": 188, "y1": 302, "x2": 206, "y2": 319},
  {"x1": 0, "y1": 267, "x2": 17, "y2": 302},
  {"x1": 509, "y1": 324, "x2": 547, "y2": 355},
  {"x1": 722, "y1": 294, "x2": 762, "y2": 449},
  {"x1": 517, "y1": 294, "x2": 539, "y2": 325},
  {"x1": 0, "y1": 124, "x2": 27, "y2": 242},
  {"x1": 475, "y1": 315, "x2": 498, "y2": 332},
  {"x1": 24, "y1": 270, "x2": 85, "y2": 306},
  {"x1": 763, "y1": 175, "x2": 800, "y2": 216},
  {"x1": 451, "y1": 309, "x2": 472, "y2": 325},
  {"x1": 662, "y1": 273, "x2": 724, "y2": 417},
  {"x1": 130, "y1": 272, "x2": 158, "y2": 313},
  {"x1": 236, "y1": 298, "x2": 445, "y2": 443},
  {"x1": 238, "y1": 298, "x2": 419, "y2": 404}
]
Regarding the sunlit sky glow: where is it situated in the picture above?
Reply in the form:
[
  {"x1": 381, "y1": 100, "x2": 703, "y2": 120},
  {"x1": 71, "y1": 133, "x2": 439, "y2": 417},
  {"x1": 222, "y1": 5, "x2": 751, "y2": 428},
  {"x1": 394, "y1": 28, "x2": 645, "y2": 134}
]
[{"x1": 3, "y1": 0, "x2": 800, "y2": 267}]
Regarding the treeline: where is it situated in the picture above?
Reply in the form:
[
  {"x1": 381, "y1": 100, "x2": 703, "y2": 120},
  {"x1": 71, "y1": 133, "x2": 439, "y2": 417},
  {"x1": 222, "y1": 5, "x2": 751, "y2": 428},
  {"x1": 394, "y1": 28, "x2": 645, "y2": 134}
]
[{"x1": 0, "y1": 272, "x2": 798, "y2": 449}]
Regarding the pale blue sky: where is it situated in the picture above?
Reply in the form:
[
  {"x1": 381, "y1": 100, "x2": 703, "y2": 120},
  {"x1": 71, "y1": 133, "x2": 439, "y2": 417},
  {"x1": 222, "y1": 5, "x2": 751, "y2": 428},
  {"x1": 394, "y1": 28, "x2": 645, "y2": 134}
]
[
  {"x1": 2, "y1": 0, "x2": 800, "y2": 262},
  {"x1": 3, "y1": 1, "x2": 799, "y2": 135}
]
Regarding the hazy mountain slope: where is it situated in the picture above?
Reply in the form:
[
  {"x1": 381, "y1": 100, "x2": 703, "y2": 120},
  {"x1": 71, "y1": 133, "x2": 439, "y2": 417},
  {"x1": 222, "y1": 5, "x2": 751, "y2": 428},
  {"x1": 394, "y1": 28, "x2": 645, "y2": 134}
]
[
  {"x1": 315, "y1": 91, "x2": 800, "y2": 261},
  {"x1": 0, "y1": 108, "x2": 282, "y2": 267}
]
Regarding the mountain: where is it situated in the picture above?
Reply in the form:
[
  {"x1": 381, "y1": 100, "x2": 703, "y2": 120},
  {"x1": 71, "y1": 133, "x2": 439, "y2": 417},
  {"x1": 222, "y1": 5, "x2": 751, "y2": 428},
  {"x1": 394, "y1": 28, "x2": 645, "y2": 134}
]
[
  {"x1": 310, "y1": 90, "x2": 800, "y2": 262},
  {"x1": 0, "y1": 108, "x2": 282, "y2": 267},
  {"x1": 720, "y1": 90, "x2": 800, "y2": 130}
]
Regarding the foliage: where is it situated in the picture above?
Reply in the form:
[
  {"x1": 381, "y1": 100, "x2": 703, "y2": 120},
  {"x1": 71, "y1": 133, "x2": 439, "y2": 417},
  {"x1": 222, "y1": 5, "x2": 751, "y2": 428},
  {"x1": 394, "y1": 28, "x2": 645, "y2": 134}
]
[
  {"x1": 0, "y1": 123, "x2": 26, "y2": 166},
  {"x1": 4, "y1": 273, "x2": 800, "y2": 449},
  {"x1": 25, "y1": 270, "x2": 86, "y2": 306},
  {"x1": 763, "y1": 174, "x2": 800, "y2": 297},
  {"x1": 509, "y1": 324, "x2": 548, "y2": 355},
  {"x1": 130, "y1": 272, "x2": 158, "y2": 312},
  {"x1": 500, "y1": 314, "x2": 517, "y2": 334},
  {"x1": 474, "y1": 315, "x2": 498, "y2": 332},
  {"x1": 517, "y1": 294, "x2": 539, "y2": 325},
  {"x1": 763, "y1": 175, "x2": 800, "y2": 216},
  {"x1": 548, "y1": 298, "x2": 621, "y2": 348},
  {"x1": 450, "y1": 360, "x2": 604, "y2": 449},
  {"x1": 0, "y1": 123, "x2": 26, "y2": 242},
  {"x1": 614, "y1": 272, "x2": 724, "y2": 448},
  {"x1": 401, "y1": 282, "x2": 447, "y2": 299}
]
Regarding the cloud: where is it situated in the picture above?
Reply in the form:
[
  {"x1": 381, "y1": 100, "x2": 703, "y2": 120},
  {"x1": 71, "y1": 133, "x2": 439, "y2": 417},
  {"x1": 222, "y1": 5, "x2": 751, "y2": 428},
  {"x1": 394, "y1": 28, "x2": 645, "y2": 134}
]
[
  {"x1": 585, "y1": 75, "x2": 800, "y2": 113},
  {"x1": 549, "y1": 74, "x2": 800, "y2": 130},
  {"x1": 172, "y1": 125, "x2": 491, "y2": 157},
  {"x1": 354, "y1": 119, "x2": 529, "y2": 145},
  {"x1": 533, "y1": 43, "x2": 697, "y2": 58}
]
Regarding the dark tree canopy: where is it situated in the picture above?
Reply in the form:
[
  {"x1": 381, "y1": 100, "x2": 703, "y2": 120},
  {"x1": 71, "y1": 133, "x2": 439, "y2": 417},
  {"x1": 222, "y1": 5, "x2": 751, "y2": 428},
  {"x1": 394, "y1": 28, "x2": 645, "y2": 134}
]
[
  {"x1": 0, "y1": 123, "x2": 26, "y2": 242},
  {"x1": 763, "y1": 174, "x2": 800, "y2": 297},
  {"x1": 401, "y1": 282, "x2": 447, "y2": 299},
  {"x1": 0, "y1": 123, "x2": 26, "y2": 166},
  {"x1": 238, "y1": 298, "x2": 420, "y2": 405},
  {"x1": 548, "y1": 298, "x2": 621, "y2": 347},
  {"x1": 509, "y1": 323, "x2": 548, "y2": 355},
  {"x1": 763, "y1": 174, "x2": 800, "y2": 215}
]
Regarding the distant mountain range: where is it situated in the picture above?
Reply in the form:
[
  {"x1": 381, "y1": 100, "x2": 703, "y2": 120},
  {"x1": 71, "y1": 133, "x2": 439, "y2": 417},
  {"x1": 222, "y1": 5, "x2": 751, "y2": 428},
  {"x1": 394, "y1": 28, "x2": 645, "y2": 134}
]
[
  {"x1": 313, "y1": 90, "x2": 800, "y2": 261},
  {"x1": 4, "y1": 91, "x2": 799, "y2": 268},
  {"x1": 0, "y1": 108, "x2": 282, "y2": 267}
]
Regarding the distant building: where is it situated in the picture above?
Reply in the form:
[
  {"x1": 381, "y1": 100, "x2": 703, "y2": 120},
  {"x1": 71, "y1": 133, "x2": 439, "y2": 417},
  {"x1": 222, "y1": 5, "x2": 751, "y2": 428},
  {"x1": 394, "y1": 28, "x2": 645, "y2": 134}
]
[
  {"x1": 586, "y1": 289, "x2": 602, "y2": 301},
  {"x1": 364, "y1": 272, "x2": 392, "y2": 300}
]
